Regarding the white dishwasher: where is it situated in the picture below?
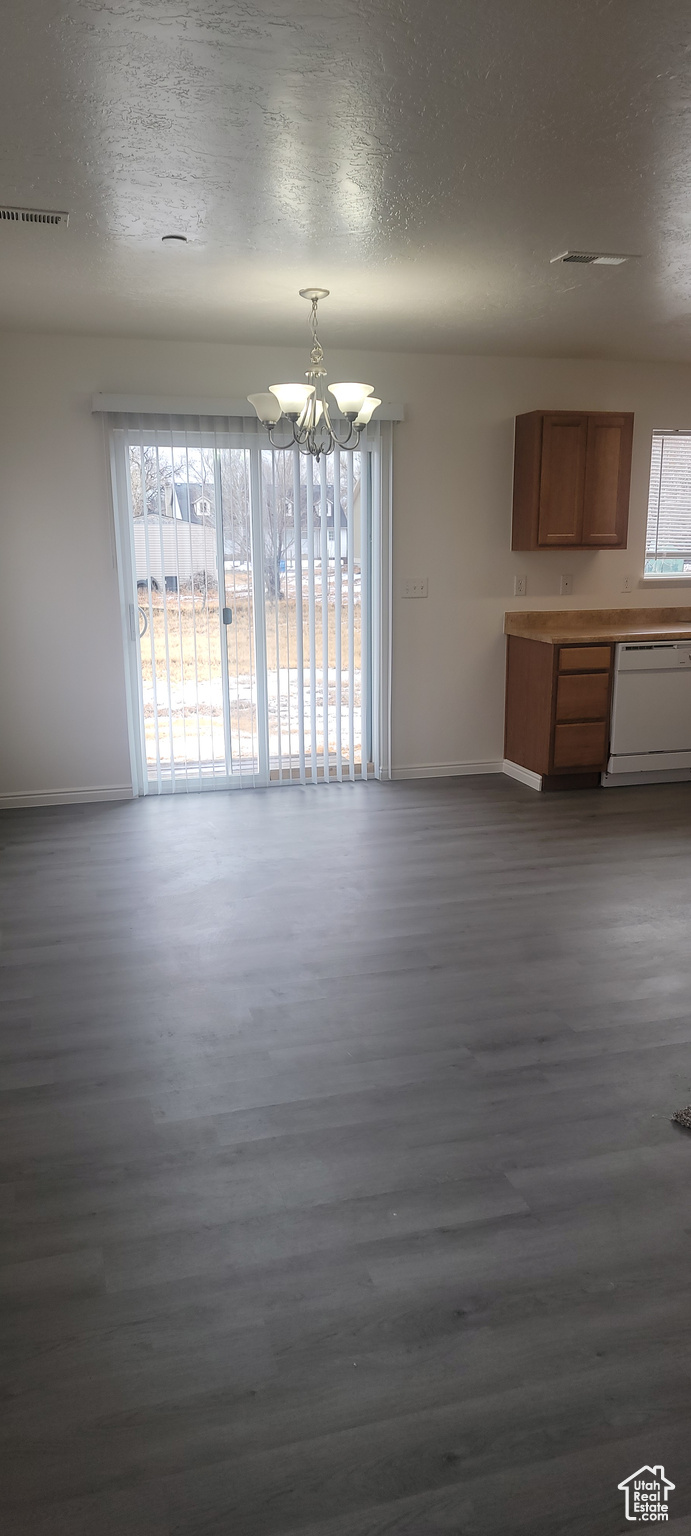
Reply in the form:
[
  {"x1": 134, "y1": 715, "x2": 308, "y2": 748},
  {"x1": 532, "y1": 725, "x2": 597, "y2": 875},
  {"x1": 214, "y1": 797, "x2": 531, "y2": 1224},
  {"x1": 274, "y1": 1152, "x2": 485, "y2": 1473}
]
[{"x1": 602, "y1": 641, "x2": 691, "y2": 785}]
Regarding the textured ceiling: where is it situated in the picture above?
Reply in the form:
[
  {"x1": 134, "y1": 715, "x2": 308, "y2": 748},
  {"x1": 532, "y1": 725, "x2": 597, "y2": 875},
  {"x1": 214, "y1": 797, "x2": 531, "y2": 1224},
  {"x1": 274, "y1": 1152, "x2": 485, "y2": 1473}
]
[{"x1": 3, "y1": 0, "x2": 691, "y2": 356}]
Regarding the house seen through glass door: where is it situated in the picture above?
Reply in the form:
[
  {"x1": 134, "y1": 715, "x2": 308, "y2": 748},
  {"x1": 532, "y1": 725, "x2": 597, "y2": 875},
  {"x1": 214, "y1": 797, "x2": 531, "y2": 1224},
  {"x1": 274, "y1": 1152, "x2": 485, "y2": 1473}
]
[{"x1": 120, "y1": 425, "x2": 373, "y2": 790}]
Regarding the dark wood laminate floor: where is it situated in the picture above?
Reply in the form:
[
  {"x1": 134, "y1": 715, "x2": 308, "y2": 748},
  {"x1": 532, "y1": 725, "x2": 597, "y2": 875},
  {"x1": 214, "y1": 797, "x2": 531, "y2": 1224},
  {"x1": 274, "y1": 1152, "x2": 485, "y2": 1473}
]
[{"x1": 2, "y1": 777, "x2": 691, "y2": 1535}]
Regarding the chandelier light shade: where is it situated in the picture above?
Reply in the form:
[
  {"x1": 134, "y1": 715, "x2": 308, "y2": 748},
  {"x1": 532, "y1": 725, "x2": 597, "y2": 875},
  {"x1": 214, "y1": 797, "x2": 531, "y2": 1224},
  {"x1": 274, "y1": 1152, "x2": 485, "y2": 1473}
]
[
  {"x1": 354, "y1": 396, "x2": 381, "y2": 426},
  {"x1": 246, "y1": 392, "x2": 282, "y2": 425},
  {"x1": 247, "y1": 289, "x2": 380, "y2": 460},
  {"x1": 327, "y1": 381, "x2": 373, "y2": 416},
  {"x1": 300, "y1": 398, "x2": 324, "y2": 427},
  {"x1": 268, "y1": 382, "x2": 314, "y2": 418}
]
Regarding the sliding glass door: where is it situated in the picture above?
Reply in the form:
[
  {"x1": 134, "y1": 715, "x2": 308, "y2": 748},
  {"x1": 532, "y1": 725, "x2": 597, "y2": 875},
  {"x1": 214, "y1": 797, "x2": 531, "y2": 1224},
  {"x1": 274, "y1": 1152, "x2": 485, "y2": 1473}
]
[
  {"x1": 111, "y1": 421, "x2": 379, "y2": 792},
  {"x1": 260, "y1": 445, "x2": 370, "y2": 782}
]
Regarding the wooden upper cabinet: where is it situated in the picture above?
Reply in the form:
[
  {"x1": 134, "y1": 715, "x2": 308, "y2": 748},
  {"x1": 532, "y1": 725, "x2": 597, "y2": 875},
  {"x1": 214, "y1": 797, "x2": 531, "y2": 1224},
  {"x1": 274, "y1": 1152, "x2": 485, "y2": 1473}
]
[
  {"x1": 512, "y1": 410, "x2": 633, "y2": 550},
  {"x1": 581, "y1": 414, "x2": 634, "y2": 546},
  {"x1": 538, "y1": 415, "x2": 588, "y2": 546}
]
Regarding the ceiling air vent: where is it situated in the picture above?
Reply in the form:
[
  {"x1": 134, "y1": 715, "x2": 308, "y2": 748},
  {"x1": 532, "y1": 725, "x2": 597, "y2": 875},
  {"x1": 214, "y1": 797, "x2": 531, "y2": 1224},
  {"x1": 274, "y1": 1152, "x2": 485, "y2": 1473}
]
[
  {"x1": 550, "y1": 250, "x2": 636, "y2": 266},
  {"x1": 0, "y1": 206, "x2": 69, "y2": 227}
]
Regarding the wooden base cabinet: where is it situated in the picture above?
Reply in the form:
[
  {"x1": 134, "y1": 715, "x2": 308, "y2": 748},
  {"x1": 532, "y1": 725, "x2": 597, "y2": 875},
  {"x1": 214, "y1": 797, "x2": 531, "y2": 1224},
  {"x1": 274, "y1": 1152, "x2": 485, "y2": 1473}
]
[
  {"x1": 505, "y1": 636, "x2": 613, "y2": 784},
  {"x1": 511, "y1": 411, "x2": 633, "y2": 550}
]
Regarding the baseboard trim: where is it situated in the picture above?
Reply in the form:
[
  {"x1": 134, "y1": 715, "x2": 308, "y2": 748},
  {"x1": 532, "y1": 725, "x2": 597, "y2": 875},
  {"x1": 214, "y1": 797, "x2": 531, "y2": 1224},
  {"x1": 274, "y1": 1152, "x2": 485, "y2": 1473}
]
[
  {"x1": 503, "y1": 759, "x2": 543, "y2": 792},
  {"x1": 391, "y1": 761, "x2": 504, "y2": 781},
  {"x1": 0, "y1": 786, "x2": 134, "y2": 810}
]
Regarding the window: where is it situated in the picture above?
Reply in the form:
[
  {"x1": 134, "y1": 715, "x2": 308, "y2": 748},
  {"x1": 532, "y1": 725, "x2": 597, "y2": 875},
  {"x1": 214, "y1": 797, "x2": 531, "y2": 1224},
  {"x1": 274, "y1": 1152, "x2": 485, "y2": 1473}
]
[{"x1": 645, "y1": 431, "x2": 691, "y2": 575}]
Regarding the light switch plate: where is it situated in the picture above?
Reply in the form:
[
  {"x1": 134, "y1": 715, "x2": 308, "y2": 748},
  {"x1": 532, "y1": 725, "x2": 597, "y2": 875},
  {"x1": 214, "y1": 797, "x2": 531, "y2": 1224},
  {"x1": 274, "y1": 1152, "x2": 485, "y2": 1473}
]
[
  {"x1": 560, "y1": 573, "x2": 574, "y2": 595},
  {"x1": 402, "y1": 578, "x2": 428, "y2": 598}
]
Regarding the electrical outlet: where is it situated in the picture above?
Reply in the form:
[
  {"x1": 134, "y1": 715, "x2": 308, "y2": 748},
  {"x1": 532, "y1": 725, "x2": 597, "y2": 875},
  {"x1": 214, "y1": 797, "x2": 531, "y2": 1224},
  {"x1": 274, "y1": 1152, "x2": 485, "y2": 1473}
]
[
  {"x1": 622, "y1": 574, "x2": 634, "y2": 593},
  {"x1": 560, "y1": 573, "x2": 574, "y2": 596},
  {"x1": 401, "y1": 577, "x2": 428, "y2": 598},
  {"x1": 513, "y1": 575, "x2": 527, "y2": 597}
]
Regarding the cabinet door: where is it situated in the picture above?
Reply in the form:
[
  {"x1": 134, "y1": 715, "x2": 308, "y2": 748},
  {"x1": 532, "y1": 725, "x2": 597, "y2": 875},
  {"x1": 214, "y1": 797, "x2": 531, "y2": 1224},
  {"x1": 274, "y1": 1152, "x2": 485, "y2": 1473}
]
[
  {"x1": 581, "y1": 414, "x2": 632, "y2": 546},
  {"x1": 537, "y1": 415, "x2": 588, "y2": 546}
]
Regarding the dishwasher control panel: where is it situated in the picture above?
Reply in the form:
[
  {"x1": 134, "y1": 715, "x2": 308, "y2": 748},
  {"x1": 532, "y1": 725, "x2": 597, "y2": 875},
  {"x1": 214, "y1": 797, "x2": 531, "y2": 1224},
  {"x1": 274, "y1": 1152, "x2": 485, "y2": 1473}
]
[{"x1": 617, "y1": 642, "x2": 691, "y2": 671}]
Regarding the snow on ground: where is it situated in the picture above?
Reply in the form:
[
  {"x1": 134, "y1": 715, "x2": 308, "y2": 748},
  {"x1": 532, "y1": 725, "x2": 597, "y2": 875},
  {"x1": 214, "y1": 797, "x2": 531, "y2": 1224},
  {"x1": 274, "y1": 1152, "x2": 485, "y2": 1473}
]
[{"x1": 143, "y1": 668, "x2": 362, "y2": 769}]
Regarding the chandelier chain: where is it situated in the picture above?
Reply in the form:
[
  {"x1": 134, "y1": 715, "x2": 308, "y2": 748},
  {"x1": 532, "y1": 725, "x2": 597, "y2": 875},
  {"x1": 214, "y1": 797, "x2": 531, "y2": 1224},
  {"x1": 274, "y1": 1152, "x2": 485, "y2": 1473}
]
[{"x1": 308, "y1": 298, "x2": 325, "y2": 371}]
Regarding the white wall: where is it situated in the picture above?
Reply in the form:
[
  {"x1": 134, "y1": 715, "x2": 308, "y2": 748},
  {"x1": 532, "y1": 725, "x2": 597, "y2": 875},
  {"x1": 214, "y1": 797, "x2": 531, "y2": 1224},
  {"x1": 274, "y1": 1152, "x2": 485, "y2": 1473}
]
[{"x1": 2, "y1": 331, "x2": 691, "y2": 801}]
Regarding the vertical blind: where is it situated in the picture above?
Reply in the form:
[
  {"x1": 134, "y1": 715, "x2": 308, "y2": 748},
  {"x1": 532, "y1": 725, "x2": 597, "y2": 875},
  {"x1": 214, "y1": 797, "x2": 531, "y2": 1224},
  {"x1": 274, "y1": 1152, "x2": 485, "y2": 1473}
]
[
  {"x1": 106, "y1": 412, "x2": 388, "y2": 792},
  {"x1": 646, "y1": 431, "x2": 691, "y2": 568}
]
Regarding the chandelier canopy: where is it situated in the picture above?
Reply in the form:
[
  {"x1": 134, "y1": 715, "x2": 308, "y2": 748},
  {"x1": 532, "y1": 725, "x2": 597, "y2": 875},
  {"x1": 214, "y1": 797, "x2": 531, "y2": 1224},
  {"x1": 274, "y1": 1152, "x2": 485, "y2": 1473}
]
[{"x1": 248, "y1": 289, "x2": 380, "y2": 461}]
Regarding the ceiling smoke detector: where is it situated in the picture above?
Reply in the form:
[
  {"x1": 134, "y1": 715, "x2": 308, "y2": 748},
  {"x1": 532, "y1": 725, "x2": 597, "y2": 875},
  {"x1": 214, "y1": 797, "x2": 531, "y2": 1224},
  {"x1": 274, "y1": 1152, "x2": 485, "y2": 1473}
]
[
  {"x1": 0, "y1": 205, "x2": 69, "y2": 227},
  {"x1": 550, "y1": 250, "x2": 638, "y2": 266}
]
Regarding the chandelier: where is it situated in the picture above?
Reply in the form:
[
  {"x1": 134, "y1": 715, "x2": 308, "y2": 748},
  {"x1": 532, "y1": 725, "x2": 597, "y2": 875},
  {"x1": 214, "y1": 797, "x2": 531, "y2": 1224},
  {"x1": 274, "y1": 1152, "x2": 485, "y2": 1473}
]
[{"x1": 247, "y1": 289, "x2": 380, "y2": 460}]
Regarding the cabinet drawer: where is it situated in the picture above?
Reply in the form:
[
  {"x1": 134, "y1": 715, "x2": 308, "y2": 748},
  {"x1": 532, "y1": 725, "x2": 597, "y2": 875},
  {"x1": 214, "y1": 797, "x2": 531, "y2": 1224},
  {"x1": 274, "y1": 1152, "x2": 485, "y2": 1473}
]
[
  {"x1": 556, "y1": 672, "x2": 610, "y2": 722},
  {"x1": 558, "y1": 645, "x2": 611, "y2": 672},
  {"x1": 553, "y1": 721, "x2": 608, "y2": 770}
]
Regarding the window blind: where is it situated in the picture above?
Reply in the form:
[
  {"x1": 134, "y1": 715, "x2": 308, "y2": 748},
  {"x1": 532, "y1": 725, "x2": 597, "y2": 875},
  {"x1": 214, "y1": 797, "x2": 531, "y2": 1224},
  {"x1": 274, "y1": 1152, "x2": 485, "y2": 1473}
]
[{"x1": 646, "y1": 432, "x2": 691, "y2": 570}]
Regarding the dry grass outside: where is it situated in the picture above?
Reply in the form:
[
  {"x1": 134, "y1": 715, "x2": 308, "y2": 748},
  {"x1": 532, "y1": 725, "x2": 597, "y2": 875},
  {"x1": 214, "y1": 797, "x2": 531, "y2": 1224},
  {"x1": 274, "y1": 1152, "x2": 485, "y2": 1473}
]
[{"x1": 139, "y1": 588, "x2": 362, "y2": 685}]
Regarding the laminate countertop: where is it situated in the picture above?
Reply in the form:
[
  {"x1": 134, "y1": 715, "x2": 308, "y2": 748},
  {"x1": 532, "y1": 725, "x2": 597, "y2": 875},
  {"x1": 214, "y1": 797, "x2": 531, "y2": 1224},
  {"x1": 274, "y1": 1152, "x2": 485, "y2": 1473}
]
[{"x1": 504, "y1": 606, "x2": 691, "y2": 645}]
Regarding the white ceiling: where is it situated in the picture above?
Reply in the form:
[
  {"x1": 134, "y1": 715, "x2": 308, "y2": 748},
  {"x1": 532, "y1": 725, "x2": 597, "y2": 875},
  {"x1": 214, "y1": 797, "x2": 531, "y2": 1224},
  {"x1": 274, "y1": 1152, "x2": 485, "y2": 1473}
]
[{"x1": 3, "y1": 0, "x2": 691, "y2": 358}]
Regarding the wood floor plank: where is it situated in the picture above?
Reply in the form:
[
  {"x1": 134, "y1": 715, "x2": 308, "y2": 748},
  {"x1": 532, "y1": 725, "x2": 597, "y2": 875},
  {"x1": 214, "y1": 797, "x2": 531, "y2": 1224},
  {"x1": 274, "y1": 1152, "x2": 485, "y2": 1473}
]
[{"x1": 2, "y1": 778, "x2": 691, "y2": 1532}]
